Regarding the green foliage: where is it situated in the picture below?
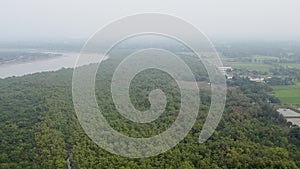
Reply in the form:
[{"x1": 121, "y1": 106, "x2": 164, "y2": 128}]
[
  {"x1": 272, "y1": 82, "x2": 300, "y2": 105},
  {"x1": 0, "y1": 56, "x2": 300, "y2": 168}
]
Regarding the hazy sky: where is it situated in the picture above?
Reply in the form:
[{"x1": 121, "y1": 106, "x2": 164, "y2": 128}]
[{"x1": 1, "y1": 0, "x2": 300, "y2": 41}]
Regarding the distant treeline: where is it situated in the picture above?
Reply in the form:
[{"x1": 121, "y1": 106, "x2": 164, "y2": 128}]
[{"x1": 217, "y1": 42, "x2": 300, "y2": 61}]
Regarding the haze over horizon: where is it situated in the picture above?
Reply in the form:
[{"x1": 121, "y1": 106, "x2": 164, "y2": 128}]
[{"x1": 1, "y1": 0, "x2": 300, "y2": 42}]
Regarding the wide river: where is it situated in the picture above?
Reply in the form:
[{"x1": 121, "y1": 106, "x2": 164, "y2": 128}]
[{"x1": 0, "y1": 53, "x2": 107, "y2": 78}]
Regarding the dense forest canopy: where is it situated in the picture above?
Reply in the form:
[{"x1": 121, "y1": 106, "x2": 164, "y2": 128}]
[{"x1": 0, "y1": 49, "x2": 300, "y2": 169}]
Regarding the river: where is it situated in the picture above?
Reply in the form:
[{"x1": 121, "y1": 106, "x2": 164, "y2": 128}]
[{"x1": 0, "y1": 53, "x2": 107, "y2": 78}]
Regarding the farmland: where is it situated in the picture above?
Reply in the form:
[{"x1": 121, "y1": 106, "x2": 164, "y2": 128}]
[{"x1": 272, "y1": 82, "x2": 300, "y2": 105}]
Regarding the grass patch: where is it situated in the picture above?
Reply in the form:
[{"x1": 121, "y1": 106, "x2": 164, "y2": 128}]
[
  {"x1": 277, "y1": 63, "x2": 300, "y2": 70},
  {"x1": 230, "y1": 62, "x2": 273, "y2": 72},
  {"x1": 272, "y1": 82, "x2": 300, "y2": 104},
  {"x1": 252, "y1": 55, "x2": 280, "y2": 61}
]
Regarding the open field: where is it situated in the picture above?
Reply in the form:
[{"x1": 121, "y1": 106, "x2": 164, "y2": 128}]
[
  {"x1": 252, "y1": 55, "x2": 280, "y2": 62},
  {"x1": 277, "y1": 63, "x2": 300, "y2": 70},
  {"x1": 222, "y1": 56, "x2": 300, "y2": 72},
  {"x1": 272, "y1": 82, "x2": 300, "y2": 104},
  {"x1": 229, "y1": 62, "x2": 273, "y2": 72},
  {"x1": 220, "y1": 55, "x2": 275, "y2": 72}
]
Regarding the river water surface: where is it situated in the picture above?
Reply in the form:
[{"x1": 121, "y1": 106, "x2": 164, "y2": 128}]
[{"x1": 0, "y1": 53, "x2": 107, "y2": 78}]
